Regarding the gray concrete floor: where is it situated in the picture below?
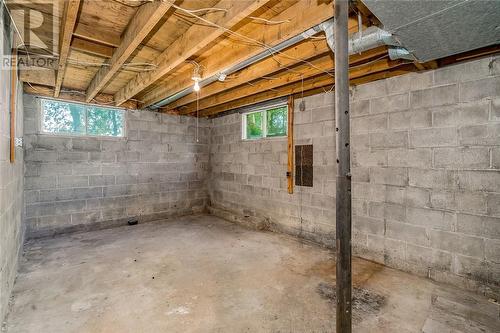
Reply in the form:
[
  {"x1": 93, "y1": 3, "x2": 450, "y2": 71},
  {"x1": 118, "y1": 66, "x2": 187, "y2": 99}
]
[{"x1": 4, "y1": 215, "x2": 499, "y2": 332}]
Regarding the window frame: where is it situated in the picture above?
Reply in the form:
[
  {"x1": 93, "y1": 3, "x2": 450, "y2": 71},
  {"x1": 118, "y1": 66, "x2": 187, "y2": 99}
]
[
  {"x1": 39, "y1": 98, "x2": 126, "y2": 138},
  {"x1": 241, "y1": 103, "x2": 288, "y2": 141}
]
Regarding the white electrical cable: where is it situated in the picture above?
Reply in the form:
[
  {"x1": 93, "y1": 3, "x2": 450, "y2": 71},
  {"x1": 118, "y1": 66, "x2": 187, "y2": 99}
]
[
  {"x1": 166, "y1": 1, "x2": 334, "y2": 79},
  {"x1": 248, "y1": 16, "x2": 291, "y2": 25}
]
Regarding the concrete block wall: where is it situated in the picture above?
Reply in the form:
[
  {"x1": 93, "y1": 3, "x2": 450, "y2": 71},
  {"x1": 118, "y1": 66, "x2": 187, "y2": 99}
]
[
  {"x1": 209, "y1": 93, "x2": 337, "y2": 246},
  {"x1": 0, "y1": 18, "x2": 24, "y2": 323},
  {"x1": 208, "y1": 55, "x2": 500, "y2": 297},
  {"x1": 23, "y1": 94, "x2": 210, "y2": 238}
]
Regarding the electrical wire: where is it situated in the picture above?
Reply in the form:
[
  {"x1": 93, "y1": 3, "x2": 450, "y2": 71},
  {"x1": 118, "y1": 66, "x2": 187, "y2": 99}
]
[
  {"x1": 196, "y1": 91, "x2": 199, "y2": 141},
  {"x1": 165, "y1": 1, "x2": 334, "y2": 79},
  {"x1": 248, "y1": 16, "x2": 291, "y2": 25},
  {"x1": 111, "y1": 0, "x2": 152, "y2": 8}
]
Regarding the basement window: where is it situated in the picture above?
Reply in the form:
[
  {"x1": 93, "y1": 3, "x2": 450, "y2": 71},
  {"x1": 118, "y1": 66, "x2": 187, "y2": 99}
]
[
  {"x1": 41, "y1": 99, "x2": 125, "y2": 137},
  {"x1": 242, "y1": 105, "x2": 288, "y2": 140}
]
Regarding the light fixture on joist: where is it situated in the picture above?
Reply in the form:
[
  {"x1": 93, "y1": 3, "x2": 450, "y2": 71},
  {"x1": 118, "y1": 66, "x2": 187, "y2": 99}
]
[{"x1": 191, "y1": 61, "x2": 202, "y2": 92}]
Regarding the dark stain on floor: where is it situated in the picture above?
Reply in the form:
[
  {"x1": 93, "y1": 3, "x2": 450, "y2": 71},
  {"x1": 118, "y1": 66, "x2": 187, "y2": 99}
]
[{"x1": 316, "y1": 282, "x2": 386, "y2": 322}]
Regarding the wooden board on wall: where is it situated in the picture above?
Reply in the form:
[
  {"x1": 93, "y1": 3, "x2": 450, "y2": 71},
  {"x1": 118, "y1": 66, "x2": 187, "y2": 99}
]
[{"x1": 287, "y1": 95, "x2": 294, "y2": 194}]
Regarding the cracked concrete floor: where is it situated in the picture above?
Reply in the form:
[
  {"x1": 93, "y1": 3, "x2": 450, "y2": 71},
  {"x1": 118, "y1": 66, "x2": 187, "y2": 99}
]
[{"x1": 4, "y1": 215, "x2": 499, "y2": 332}]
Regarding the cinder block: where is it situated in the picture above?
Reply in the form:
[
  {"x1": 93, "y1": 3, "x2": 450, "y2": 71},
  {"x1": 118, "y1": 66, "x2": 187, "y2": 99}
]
[
  {"x1": 411, "y1": 84, "x2": 459, "y2": 109},
  {"x1": 25, "y1": 176, "x2": 56, "y2": 190},
  {"x1": 491, "y1": 98, "x2": 500, "y2": 121},
  {"x1": 459, "y1": 76, "x2": 500, "y2": 102},
  {"x1": 352, "y1": 150, "x2": 387, "y2": 167},
  {"x1": 370, "y1": 130, "x2": 408, "y2": 149},
  {"x1": 311, "y1": 106, "x2": 334, "y2": 122},
  {"x1": 72, "y1": 163, "x2": 101, "y2": 175},
  {"x1": 386, "y1": 221, "x2": 429, "y2": 246},
  {"x1": 72, "y1": 138, "x2": 101, "y2": 151},
  {"x1": 366, "y1": 234, "x2": 406, "y2": 264},
  {"x1": 33, "y1": 136, "x2": 71, "y2": 151},
  {"x1": 430, "y1": 190, "x2": 456, "y2": 211},
  {"x1": 457, "y1": 213, "x2": 500, "y2": 239},
  {"x1": 409, "y1": 71, "x2": 434, "y2": 91},
  {"x1": 434, "y1": 58, "x2": 491, "y2": 85},
  {"x1": 38, "y1": 163, "x2": 72, "y2": 176},
  {"x1": 388, "y1": 148, "x2": 432, "y2": 168},
  {"x1": 493, "y1": 148, "x2": 500, "y2": 169},
  {"x1": 430, "y1": 230, "x2": 484, "y2": 258},
  {"x1": 116, "y1": 151, "x2": 140, "y2": 162},
  {"x1": 89, "y1": 152, "x2": 116, "y2": 162},
  {"x1": 351, "y1": 114, "x2": 387, "y2": 134},
  {"x1": 26, "y1": 200, "x2": 86, "y2": 217},
  {"x1": 406, "y1": 244, "x2": 452, "y2": 271},
  {"x1": 458, "y1": 123, "x2": 500, "y2": 146},
  {"x1": 410, "y1": 127, "x2": 457, "y2": 147},
  {"x1": 452, "y1": 254, "x2": 489, "y2": 284},
  {"x1": 370, "y1": 93, "x2": 409, "y2": 114},
  {"x1": 388, "y1": 110, "x2": 431, "y2": 129},
  {"x1": 385, "y1": 75, "x2": 411, "y2": 94},
  {"x1": 89, "y1": 175, "x2": 115, "y2": 186},
  {"x1": 487, "y1": 193, "x2": 500, "y2": 217},
  {"x1": 456, "y1": 171, "x2": 500, "y2": 192},
  {"x1": 433, "y1": 147, "x2": 490, "y2": 169},
  {"x1": 39, "y1": 187, "x2": 103, "y2": 202},
  {"x1": 406, "y1": 207, "x2": 455, "y2": 230},
  {"x1": 408, "y1": 168, "x2": 457, "y2": 190},
  {"x1": 485, "y1": 239, "x2": 500, "y2": 263},
  {"x1": 58, "y1": 151, "x2": 89, "y2": 161},
  {"x1": 370, "y1": 167, "x2": 407, "y2": 186},
  {"x1": 368, "y1": 202, "x2": 405, "y2": 222},
  {"x1": 352, "y1": 79, "x2": 387, "y2": 100},
  {"x1": 351, "y1": 99, "x2": 369, "y2": 117},
  {"x1": 24, "y1": 150, "x2": 58, "y2": 162},
  {"x1": 455, "y1": 192, "x2": 487, "y2": 215},
  {"x1": 57, "y1": 176, "x2": 89, "y2": 188},
  {"x1": 352, "y1": 215, "x2": 384, "y2": 235}
]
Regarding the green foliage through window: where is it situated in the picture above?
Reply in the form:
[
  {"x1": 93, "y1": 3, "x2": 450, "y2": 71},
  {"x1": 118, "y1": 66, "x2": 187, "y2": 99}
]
[
  {"x1": 266, "y1": 106, "x2": 287, "y2": 137},
  {"x1": 243, "y1": 105, "x2": 288, "y2": 140},
  {"x1": 246, "y1": 111, "x2": 263, "y2": 139},
  {"x1": 42, "y1": 99, "x2": 124, "y2": 137}
]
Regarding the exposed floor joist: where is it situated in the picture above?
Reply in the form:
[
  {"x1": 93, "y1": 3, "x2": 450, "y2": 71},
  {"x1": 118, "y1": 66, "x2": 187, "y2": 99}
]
[
  {"x1": 25, "y1": 84, "x2": 138, "y2": 110},
  {"x1": 138, "y1": 0, "x2": 351, "y2": 108},
  {"x1": 54, "y1": 0, "x2": 81, "y2": 97},
  {"x1": 195, "y1": 60, "x2": 410, "y2": 117},
  {"x1": 170, "y1": 39, "x2": 332, "y2": 112},
  {"x1": 177, "y1": 46, "x2": 389, "y2": 115},
  {"x1": 85, "y1": 0, "x2": 174, "y2": 102},
  {"x1": 114, "y1": 0, "x2": 275, "y2": 106}
]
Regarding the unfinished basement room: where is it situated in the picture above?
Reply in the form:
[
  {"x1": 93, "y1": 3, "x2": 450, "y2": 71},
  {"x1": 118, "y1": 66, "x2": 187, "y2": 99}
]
[{"x1": 1, "y1": 0, "x2": 500, "y2": 332}]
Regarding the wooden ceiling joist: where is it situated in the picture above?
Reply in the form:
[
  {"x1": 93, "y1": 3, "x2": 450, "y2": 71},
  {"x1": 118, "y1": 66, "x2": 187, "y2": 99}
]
[
  {"x1": 85, "y1": 0, "x2": 174, "y2": 102},
  {"x1": 195, "y1": 58, "x2": 408, "y2": 117},
  {"x1": 114, "y1": 0, "x2": 275, "y2": 106},
  {"x1": 139, "y1": 0, "x2": 359, "y2": 108},
  {"x1": 170, "y1": 39, "x2": 332, "y2": 112},
  {"x1": 71, "y1": 38, "x2": 114, "y2": 58},
  {"x1": 73, "y1": 24, "x2": 121, "y2": 48},
  {"x1": 20, "y1": 68, "x2": 56, "y2": 87},
  {"x1": 115, "y1": 0, "x2": 276, "y2": 105},
  {"x1": 25, "y1": 84, "x2": 138, "y2": 110},
  {"x1": 176, "y1": 46, "x2": 388, "y2": 114},
  {"x1": 14, "y1": 0, "x2": 494, "y2": 116},
  {"x1": 54, "y1": 0, "x2": 81, "y2": 97}
]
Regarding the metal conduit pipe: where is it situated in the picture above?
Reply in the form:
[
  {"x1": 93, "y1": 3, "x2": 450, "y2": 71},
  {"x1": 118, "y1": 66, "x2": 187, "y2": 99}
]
[
  {"x1": 150, "y1": 23, "x2": 324, "y2": 109},
  {"x1": 150, "y1": 19, "x2": 413, "y2": 110}
]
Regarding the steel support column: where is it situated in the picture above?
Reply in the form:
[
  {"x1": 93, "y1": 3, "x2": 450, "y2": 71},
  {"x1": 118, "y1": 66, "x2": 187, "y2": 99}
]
[{"x1": 334, "y1": 1, "x2": 352, "y2": 332}]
